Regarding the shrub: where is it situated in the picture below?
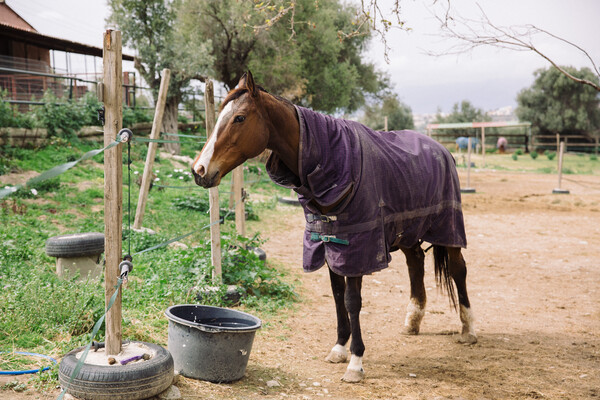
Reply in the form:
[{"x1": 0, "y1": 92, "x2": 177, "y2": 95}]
[
  {"x1": 511, "y1": 153, "x2": 518, "y2": 161},
  {"x1": 590, "y1": 154, "x2": 598, "y2": 161},
  {"x1": 34, "y1": 91, "x2": 85, "y2": 137},
  {"x1": 515, "y1": 149, "x2": 524, "y2": 155},
  {"x1": 547, "y1": 152, "x2": 556, "y2": 161},
  {"x1": 530, "y1": 151, "x2": 538, "y2": 160},
  {"x1": 123, "y1": 106, "x2": 152, "y2": 127}
]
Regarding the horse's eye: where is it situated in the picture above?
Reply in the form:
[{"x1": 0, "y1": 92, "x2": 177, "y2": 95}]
[{"x1": 233, "y1": 115, "x2": 246, "y2": 124}]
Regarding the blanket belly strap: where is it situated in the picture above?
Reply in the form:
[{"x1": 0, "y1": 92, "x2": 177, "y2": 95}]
[
  {"x1": 306, "y1": 219, "x2": 380, "y2": 235},
  {"x1": 310, "y1": 232, "x2": 349, "y2": 245}
]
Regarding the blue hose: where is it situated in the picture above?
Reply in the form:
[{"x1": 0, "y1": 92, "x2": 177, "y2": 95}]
[{"x1": 0, "y1": 351, "x2": 58, "y2": 375}]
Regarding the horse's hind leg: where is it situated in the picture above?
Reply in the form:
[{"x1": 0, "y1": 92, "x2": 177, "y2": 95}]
[
  {"x1": 326, "y1": 267, "x2": 350, "y2": 363},
  {"x1": 342, "y1": 275, "x2": 365, "y2": 383},
  {"x1": 401, "y1": 244, "x2": 426, "y2": 335},
  {"x1": 447, "y1": 247, "x2": 477, "y2": 344}
]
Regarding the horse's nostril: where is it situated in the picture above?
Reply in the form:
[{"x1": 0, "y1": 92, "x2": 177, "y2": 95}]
[{"x1": 197, "y1": 165, "x2": 206, "y2": 177}]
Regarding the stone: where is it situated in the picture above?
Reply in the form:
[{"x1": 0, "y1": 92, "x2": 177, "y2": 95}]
[{"x1": 157, "y1": 385, "x2": 182, "y2": 400}]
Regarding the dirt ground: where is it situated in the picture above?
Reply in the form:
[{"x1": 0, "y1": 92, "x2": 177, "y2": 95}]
[{"x1": 3, "y1": 169, "x2": 599, "y2": 399}]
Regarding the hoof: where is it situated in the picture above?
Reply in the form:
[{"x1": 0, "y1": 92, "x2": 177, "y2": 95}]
[
  {"x1": 326, "y1": 349, "x2": 347, "y2": 363},
  {"x1": 458, "y1": 333, "x2": 478, "y2": 344},
  {"x1": 402, "y1": 325, "x2": 420, "y2": 335},
  {"x1": 341, "y1": 368, "x2": 364, "y2": 383}
]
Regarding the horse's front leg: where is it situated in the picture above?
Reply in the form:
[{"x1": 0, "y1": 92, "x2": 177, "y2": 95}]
[
  {"x1": 341, "y1": 276, "x2": 365, "y2": 383},
  {"x1": 326, "y1": 267, "x2": 350, "y2": 363}
]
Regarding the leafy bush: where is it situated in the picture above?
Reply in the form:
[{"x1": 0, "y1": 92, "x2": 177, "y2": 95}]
[
  {"x1": 0, "y1": 90, "x2": 35, "y2": 128},
  {"x1": 530, "y1": 151, "x2": 538, "y2": 159},
  {"x1": 515, "y1": 149, "x2": 524, "y2": 155},
  {"x1": 511, "y1": 153, "x2": 518, "y2": 161},
  {"x1": 123, "y1": 106, "x2": 152, "y2": 127},
  {"x1": 547, "y1": 152, "x2": 556, "y2": 161},
  {"x1": 34, "y1": 91, "x2": 85, "y2": 137},
  {"x1": 173, "y1": 195, "x2": 209, "y2": 212},
  {"x1": 590, "y1": 154, "x2": 598, "y2": 161}
]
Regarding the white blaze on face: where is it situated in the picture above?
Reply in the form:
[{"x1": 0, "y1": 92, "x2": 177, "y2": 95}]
[{"x1": 193, "y1": 100, "x2": 235, "y2": 176}]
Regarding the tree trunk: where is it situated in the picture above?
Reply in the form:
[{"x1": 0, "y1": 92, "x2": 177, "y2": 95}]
[{"x1": 162, "y1": 98, "x2": 180, "y2": 154}]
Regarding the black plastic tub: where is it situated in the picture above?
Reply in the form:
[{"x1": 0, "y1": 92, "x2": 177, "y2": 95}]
[{"x1": 165, "y1": 304, "x2": 261, "y2": 382}]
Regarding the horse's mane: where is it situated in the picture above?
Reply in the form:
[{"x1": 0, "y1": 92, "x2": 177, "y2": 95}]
[
  {"x1": 220, "y1": 86, "x2": 266, "y2": 111},
  {"x1": 220, "y1": 85, "x2": 295, "y2": 111}
]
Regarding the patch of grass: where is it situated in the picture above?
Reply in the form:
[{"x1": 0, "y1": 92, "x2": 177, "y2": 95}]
[{"x1": 0, "y1": 138, "x2": 297, "y2": 376}]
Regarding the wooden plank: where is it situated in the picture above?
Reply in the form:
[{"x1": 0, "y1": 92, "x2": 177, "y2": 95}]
[
  {"x1": 103, "y1": 29, "x2": 123, "y2": 356},
  {"x1": 133, "y1": 68, "x2": 171, "y2": 229},
  {"x1": 233, "y1": 166, "x2": 245, "y2": 236},
  {"x1": 204, "y1": 80, "x2": 222, "y2": 283}
]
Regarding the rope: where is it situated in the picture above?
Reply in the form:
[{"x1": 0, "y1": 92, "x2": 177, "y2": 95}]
[
  {"x1": 57, "y1": 277, "x2": 124, "y2": 400},
  {"x1": 0, "y1": 138, "x2": 123, "y2": 200}
]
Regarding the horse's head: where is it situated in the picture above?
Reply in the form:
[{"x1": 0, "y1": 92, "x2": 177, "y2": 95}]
[{"x1": 191, "y1": 71, "x2": 270, "y2": 188}]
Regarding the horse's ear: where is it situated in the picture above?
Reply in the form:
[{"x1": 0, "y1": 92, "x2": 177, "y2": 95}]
[
  {"x1": 236, "y1": 72, "x2": 248, "y2": 89},
  {"x1": 245, "y1": 71, "x2": 259, "y2": 97}
]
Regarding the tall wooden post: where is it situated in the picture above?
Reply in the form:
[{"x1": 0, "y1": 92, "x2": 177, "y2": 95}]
[
  {"x1": 481, "y1": 126, "x2": 486, "y2": 168},
  {"x1": 233, "y1": 166, "x2": 245, "y2": 236},
  {"x1": 461, "y1": 137, "x2": 476, "y2": 193},
  {"x1": 133, "y1": 68, "x2": 171, "y2": 229},
  {"x1": 384, "y1": 116, "x2": 388, "y2": 131},
  {"x1": 552, "y1": 141, "x2": 569, "y2": 194},
  {"x1": 204, "y1": 80, "x2": 222, "y2": 283},
  {"x1": 103, "y1": 30, "x2": 123, "y2": 356}
]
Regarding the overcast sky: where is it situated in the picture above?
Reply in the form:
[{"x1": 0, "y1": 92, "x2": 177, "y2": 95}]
[{"x1": 8, "y1": 0, "x2": 600, "y2": 114}]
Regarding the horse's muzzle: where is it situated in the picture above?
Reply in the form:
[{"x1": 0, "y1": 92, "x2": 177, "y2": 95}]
[{"x1": 191, "y1": 167, "x2": 220, "y2": 188}]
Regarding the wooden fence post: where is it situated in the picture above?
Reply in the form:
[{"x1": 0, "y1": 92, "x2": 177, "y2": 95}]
[
  {"x1": 552, "y1": 141, "x2": 569, "y2": 194},
  {"x1": 204, "y1": 80, "x2": 222, "y2": 283},
  {"x1": 481, "y1": 126, "x2": 486, "y2": 168},
  {"x1": 233, "y1": 166, "x2": 245, "y2": 236},
  {"x1": 461, "y1": 137, "x2": 476, "y2": 193},
  {"x1": 103, "y1": 29, "x2": 123, "y2": 356},
  {"x1": 133, "y1": 69, "x2": 171, "y2": 230}
]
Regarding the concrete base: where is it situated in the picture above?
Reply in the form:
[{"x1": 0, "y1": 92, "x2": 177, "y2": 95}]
[
  {"x1": 56, "y1": 255, "x2": 103, "y2": 281},
  {"x1": 552, "y1": 188, "x2": 570, "y2": 194},
  {"x1": 461, "y1": 187, "x2": 476, "y2": 194}
]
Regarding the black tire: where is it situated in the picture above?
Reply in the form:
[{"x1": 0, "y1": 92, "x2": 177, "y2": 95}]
[
  {"x1": 58, "y1": 341, "x2": 173, "y2": 400},
  {"x1": 248, "y1": 246, "x2": 267, "y2": 261},
  {"x1": 46, "y1": 232, "x2": 105, "y2": 258}
]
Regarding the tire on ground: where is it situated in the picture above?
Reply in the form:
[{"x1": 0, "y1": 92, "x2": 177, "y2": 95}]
[
  {"x1": 45, "y1": 232, "x2": 105, "y2": 258},
  {"x1": 58, "y1": 341, "x2": 174, "y2": 400}
]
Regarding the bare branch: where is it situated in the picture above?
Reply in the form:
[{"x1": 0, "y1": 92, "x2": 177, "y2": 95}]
[{"x1": 429, "y1": 2, "x2": 600, "y2": 92}]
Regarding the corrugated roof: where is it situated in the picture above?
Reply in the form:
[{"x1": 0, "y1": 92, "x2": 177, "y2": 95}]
[
  {"x1": 0, "y1": 1, "x2": 37, "y2": 32},
  {"x1": 0, "y1": 23, "x2": 134, "y2": 60}
]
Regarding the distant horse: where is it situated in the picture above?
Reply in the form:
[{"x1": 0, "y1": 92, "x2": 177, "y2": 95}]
[
  {"x1": 455, "y1": 136, "x2": 479, "y2": 152},
  {"x1": 497, "y1": 137, "x2": 508, "y2": 153},
  {"x1": 191, "y1": 72, "x2": 477, "y2": 383}
]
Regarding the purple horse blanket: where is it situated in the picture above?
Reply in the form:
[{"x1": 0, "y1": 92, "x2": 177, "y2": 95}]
[{"x1": 266, "y1": 106, "x2": 466, "y2": 277}]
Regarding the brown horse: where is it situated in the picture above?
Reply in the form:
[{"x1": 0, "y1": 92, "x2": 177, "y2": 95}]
[{"x1": 191, "y1": 72, "x2": 477, "y2": 383}]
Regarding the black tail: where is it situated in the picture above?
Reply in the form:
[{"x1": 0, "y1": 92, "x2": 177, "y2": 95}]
[{"x1": 433, "y1": 245, "x2": 457, "y2": 310}]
